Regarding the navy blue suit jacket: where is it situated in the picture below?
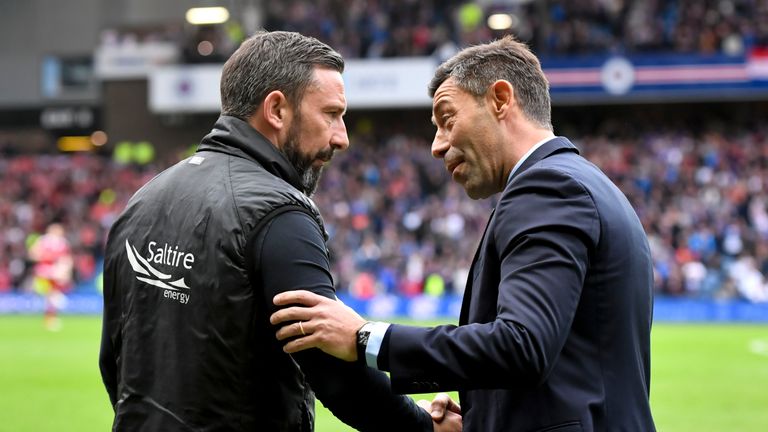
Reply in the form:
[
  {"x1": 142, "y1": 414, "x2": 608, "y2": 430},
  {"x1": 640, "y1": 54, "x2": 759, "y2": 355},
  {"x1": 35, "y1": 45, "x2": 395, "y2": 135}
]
[{"x1": 382, "y1": 138, "x2": 656, "y2": 431}]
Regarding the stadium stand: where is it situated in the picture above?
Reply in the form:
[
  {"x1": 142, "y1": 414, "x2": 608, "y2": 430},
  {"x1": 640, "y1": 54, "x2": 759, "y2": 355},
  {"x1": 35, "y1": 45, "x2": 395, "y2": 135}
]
[
  {"x1": 3, "y1": 107, "x2": 768, "y2": 304},
  {"x1": 2, "y1": 0, "x2": 768, "y2": 309},
  {"x1": 262, "y1": 0, "x2": 768, "y2": 58},
  {"x1": 92, "y1": 0, "x2": 768, "y2": 63}
]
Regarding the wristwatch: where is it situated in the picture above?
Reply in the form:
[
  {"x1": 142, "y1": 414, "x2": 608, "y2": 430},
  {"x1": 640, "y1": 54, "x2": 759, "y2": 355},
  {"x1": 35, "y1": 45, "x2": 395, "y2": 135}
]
[{"x1": 356, "y1": 322, "x2": 374, "y2": 363}]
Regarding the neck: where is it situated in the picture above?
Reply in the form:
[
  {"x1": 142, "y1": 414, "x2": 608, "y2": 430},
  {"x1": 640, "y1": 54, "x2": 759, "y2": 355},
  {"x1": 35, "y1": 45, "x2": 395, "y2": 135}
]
[
  {"x1": 247, "y1": 114, "x2": 282, "y2": 150},
  {"x1": 506, "y1": 124, "x2": 555, "y2": 176}
]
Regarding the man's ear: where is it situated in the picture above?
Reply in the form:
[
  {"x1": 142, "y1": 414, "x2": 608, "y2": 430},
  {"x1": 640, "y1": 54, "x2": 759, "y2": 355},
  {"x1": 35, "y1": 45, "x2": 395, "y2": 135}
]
[
  {"x1": 489, "y1": 80, "x2": 514, "y2": 120},
  {"x1": 262, "y1": 90, "x2": 291, "y2": 130}
]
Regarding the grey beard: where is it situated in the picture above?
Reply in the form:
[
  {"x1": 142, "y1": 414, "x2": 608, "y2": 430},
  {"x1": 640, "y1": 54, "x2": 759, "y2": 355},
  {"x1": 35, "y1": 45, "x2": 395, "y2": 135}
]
[{"x1": 299, "y1": 165, "x2": 323, "y2": 197}]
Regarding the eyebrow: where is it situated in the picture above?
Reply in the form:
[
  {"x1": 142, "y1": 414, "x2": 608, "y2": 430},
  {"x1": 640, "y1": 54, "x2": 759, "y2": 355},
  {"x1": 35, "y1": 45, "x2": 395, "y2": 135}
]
[{"x1": 327, "y1": 102, "x2": 347, "y2": 116}]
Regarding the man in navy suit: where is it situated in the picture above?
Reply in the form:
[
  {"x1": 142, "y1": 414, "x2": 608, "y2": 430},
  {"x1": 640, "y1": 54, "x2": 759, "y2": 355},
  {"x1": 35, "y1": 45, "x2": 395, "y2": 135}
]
[{"x1": 270, "y1": 35, "x2": 656, "y2": 432}]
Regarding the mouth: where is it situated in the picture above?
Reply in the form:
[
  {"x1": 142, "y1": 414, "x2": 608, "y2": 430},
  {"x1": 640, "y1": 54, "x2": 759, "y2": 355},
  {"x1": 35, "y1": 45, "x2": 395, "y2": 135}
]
[
  {"x1": 445, "y1": 159, "x2": 464, "y2": 176},
  {"x1": 314, "y1": 152, "x2": 334, "y2": 166}
]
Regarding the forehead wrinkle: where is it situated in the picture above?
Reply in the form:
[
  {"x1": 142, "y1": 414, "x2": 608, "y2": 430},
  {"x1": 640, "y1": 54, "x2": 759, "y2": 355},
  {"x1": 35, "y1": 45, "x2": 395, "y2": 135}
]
[
  {"x1": 432, "y1": 99, "x2": 450, "y2": 116},
  {"x1": 323, "y1": 74, "x2": 347, "y2": 110},
  {"x1": 305, "y1": 73, "x2": 346, "y2": 111}
]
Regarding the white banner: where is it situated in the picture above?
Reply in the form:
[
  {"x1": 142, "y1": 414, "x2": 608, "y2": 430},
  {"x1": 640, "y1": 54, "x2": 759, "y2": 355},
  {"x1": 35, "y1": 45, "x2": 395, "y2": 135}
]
[
  {"x1": 147, "y1": 57, "x2": 440, "y2": 113},
  {"x1": 149, "y1": 65, "x2": 222, "y2": 113},
  {"x1": 95, "y1": 42, "x2": 179, "y2": 80},
  {"x1": 343, "y1": 57, "x2": 437, "y2": 108}
]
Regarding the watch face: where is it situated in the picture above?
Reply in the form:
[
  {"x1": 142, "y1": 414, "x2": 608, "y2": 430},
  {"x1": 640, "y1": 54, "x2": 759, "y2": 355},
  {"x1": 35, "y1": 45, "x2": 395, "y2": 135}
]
[
  {"x1": 357, "y1": 323, "x2": 372, "y2": 350},
  {"x1": 356, "y1": 325, "x2": 372, "y2": 362},
  {"x1": 358, "y1": 331, "x2": 370, "y2": 346}
]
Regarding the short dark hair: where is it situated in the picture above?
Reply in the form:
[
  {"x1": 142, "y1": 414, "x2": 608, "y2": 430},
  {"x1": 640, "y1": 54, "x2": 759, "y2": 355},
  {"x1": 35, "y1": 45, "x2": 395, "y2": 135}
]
[
  {"x1": 220, "y1": 31, "x2": 345, "y2": 120},
  {"x1": 428, "y1": 36, "x2": 552, "y2": 131}
]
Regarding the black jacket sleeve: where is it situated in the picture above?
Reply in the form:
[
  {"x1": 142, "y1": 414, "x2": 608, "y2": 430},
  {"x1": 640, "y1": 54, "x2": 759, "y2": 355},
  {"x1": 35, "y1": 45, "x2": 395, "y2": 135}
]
[{"x1": 255, "y1": 210, "x2": 432, "y2": 432}]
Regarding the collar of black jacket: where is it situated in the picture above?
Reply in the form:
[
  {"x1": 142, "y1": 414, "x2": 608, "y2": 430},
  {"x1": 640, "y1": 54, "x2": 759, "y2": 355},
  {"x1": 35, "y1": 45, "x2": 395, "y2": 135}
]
[{"x1": 197, "y1": 115, "x2": 305, "y2": 193}]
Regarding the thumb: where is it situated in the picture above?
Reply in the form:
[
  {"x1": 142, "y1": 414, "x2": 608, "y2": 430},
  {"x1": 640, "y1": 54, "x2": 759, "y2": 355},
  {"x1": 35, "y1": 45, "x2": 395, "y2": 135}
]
[
  {"x1": 430, "y1": 392, "x2": 460, "y2": 420},
  {"x1": 431, "y1": 405, "x2": 444, "y2": 420},
  {"x1": 430, "y1": 399, "x2": 446, "y2": 420}
]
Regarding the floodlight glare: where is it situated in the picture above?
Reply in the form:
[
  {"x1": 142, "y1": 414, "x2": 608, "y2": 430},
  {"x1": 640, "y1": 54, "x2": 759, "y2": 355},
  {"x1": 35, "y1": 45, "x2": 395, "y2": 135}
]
[
  {"x1": 487, "y1": 13, "x2": 513, "y2": 30},
  {"x1": 186, "y1": 7, "x2": 230, "y2": 25}
]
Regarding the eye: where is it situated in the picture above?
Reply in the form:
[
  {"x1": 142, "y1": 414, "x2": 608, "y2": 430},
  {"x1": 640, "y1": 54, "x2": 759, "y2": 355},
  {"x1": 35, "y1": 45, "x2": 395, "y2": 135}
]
[
  {"x1": 327, "y1": 110, "x2": 344, "y2": 120},
  {"x1": 443, "y1": 114, "x2": 455, "y2": 129}
]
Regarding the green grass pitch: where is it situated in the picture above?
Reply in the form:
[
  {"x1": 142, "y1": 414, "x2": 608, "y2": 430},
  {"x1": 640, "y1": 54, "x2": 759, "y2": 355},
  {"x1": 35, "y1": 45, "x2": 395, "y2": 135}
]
[{"x1": 1, "y1": 316, "x2": 766, "y2": 431}]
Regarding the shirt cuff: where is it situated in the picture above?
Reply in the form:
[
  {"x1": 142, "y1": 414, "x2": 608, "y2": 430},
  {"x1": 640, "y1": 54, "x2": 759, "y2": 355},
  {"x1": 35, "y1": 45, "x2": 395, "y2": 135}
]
[{"x1": 364, "y1": 321, "x2": 391, "y2": 369}]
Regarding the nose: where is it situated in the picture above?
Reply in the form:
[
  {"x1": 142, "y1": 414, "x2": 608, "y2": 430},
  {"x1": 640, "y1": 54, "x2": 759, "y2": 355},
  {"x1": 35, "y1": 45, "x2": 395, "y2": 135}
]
[
  {"x1": 331, "y1": 117, "x2": 349, "y2": 151},
  {"x1": 431, "y1": 129, "x2": 449, "y2": 159}
]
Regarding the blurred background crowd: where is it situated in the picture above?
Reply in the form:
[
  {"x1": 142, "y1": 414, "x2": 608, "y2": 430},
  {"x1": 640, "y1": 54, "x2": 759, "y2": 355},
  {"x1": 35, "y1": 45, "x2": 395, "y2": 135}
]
[
  {"x1": 2, "y1": 0, "x2": 768, "y2": 304},
  {"x1": 261, "y1": 0, "x2": 768, "y2": 58},
  {"x1": 107, "y1": 1, "x2": 768, "y2": 62},
  {"x1": 3, "y1": 110, "x2": 768, "y2": 303}
]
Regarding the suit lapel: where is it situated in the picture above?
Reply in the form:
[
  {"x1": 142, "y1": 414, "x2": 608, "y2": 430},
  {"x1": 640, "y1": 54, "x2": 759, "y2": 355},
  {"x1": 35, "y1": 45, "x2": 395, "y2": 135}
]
[{"x1": 459, "y1": 207, "x2": 495, "y2": 324}]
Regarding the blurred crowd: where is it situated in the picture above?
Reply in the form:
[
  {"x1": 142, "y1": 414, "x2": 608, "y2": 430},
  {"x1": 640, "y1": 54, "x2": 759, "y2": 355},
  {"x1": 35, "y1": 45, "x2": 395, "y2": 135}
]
[
  {"x1": 0, "y1": 155, "x2": 158, "y2": 294},
  {"x1": 101, "y1": 1, "x2": 768, "y2": 65},
  {"x1": 2, "y1": 117, "x2": 768, "y2": 303},
  {"x1": 578, "y1": 119, "x2": 768, "y2": 302},
  {"x1": 316, "y1": 117, "x2": 768, "y2": 303},
  {"x1": 262, "y1": 0, "x2": 768, "y2": 58}
]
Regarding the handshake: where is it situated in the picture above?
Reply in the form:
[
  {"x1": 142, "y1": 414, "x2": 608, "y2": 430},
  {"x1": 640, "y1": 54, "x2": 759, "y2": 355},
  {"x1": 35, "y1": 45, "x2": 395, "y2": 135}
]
[
  {"x1": 271, "y1": 290, "x2": 462, "y2": 431},
  {"x1": 417, "y1": 393, "x2": 463, "y2": 432}
]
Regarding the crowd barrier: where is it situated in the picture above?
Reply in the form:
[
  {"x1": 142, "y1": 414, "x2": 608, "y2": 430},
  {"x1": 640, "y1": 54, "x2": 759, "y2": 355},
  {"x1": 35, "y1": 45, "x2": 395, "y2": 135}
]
[{"x1": 1, "y1": 293, "x2": 767, "y2": 322}]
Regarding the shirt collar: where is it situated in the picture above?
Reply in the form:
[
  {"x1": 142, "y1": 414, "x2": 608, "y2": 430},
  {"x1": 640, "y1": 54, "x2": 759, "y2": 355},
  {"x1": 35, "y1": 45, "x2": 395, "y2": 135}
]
[{"x1": 507, "y1": 135, "x2": 557, "y2": 184}]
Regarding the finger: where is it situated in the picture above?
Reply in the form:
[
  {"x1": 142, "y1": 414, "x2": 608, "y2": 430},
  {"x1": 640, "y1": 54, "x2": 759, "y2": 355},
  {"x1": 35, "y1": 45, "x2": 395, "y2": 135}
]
[
  {"x1": 416, "y1": 399, "x2": 431, "y2": 411},
  {"x1": 446, "y1": 399, "x2": 461, "y2": 414},
  {"x1": 432, "y1": 393, "x2": 461, "y2": 416},
  {"x1": 448, "y1": 398, "x2": 461, "y2": 415},
  {"x1": 430, "y1": 409, "x2": 444, "y2": 422},
  {"x1": 429, "y1": 398, "x2": 445, "y2": 420},
  {"x1": 273, "y1": 290, "x2": 327, "y2": 307},
  {"x1": 282, "y1": 333, "x2": 320, "y2": 354},
  {"x1": 275, "y1": 321, "x2": 309, "y2": 341},
  {"x1": 270, "y1": 307, "x2": 314, "y2": 325},
  {"x1": 431, "y1": 392, "x2": 449, "y2": 414}
]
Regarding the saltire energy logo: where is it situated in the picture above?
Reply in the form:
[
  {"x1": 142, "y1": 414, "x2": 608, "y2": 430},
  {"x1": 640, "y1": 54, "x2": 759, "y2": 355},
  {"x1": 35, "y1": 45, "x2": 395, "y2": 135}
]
[{"x1": 125, "y1": 239, "x2": 193, "y2": 304}]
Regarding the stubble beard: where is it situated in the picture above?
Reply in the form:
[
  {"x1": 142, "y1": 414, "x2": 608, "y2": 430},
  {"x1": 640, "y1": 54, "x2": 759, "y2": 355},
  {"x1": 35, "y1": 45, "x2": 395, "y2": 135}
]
[{"x1": 281, "y1": 118, "x2": 331, "y2": 197}]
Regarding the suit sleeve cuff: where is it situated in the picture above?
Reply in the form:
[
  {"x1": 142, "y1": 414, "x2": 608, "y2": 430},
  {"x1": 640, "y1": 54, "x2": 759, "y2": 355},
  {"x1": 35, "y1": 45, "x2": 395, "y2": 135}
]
[{"x1": 364, "y1": 322, "x2": 391, "y2": 369}]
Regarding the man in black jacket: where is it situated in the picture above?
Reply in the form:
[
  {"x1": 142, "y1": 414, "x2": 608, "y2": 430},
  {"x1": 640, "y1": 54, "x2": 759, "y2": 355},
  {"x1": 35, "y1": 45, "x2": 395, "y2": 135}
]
[
  {"x1": 271, "y1": 36, "x2": 656, "y2": 431},
  {"x1": 99, "y1": 31, "x2": 461, "y2": 432}
]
